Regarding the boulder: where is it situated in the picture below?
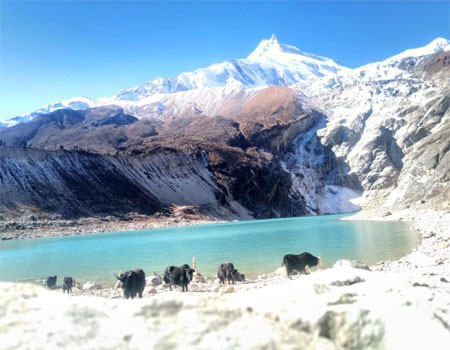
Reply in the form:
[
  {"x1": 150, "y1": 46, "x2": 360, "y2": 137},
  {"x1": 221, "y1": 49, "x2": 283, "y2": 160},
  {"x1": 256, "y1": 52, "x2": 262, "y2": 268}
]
[
  {"x1": 82, "y1": 282, "x2": 102, "y2": 291},
  {"x1": 147, "y1": 273, "x2": 163, "y2": 286},
  {"x1": 223, "y1": 286, "x2": 235, "y2": 294},
  {"x1": 333, "y1": 259, "x2": 371, "y2": 270},
  {"x1": 317, "y1": 309, "x2": 384, "y2": 349}
]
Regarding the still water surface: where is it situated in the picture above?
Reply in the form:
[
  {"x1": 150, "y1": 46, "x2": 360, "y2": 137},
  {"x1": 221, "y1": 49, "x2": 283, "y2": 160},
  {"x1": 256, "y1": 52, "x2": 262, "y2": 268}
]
[{"x1": 0, "y1": 215, "x2": 420, "y2": 286}]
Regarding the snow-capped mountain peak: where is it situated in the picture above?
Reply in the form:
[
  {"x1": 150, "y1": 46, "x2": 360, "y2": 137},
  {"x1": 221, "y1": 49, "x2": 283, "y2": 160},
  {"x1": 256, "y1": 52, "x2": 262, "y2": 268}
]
[
  {"x1": 98, "y1": 35, "x2": 349, "y2": 105},
  {"x1": 1, "y1": 36, "x2": 350, "y2": 126},
  {"x1": 386, "y1": 37, "x2": 450, "y2": 63},
  {"x1": 247, "y1": 34, "x2": 301, "y2": 59},
  {"x1": 246, "y1": 35, "x2": 348, "y2": 81},
  {"x1": 247, "y1": 34, "x2": 338, "y2": 64},
  {"x1": 0, "y1": 96, "x2": 96, "y2": 128},
  {"x1": 2, "y1": 36, "x2": 449, "y2": 128}
]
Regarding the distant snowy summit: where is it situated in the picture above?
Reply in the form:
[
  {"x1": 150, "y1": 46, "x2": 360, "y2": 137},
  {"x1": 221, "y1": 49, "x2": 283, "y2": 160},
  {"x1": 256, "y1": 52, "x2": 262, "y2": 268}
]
[
  {"x1": 385, "y1": 37, "x2": 450, "y2": 63},
  {"x1": 0, "y1": 96, "x2": 95, "y2": 128},
  {"x1": 247, "y1": 34, "x2": 345, "y2": 74},
  {"x1": 2, "y1": 36, "x2": 449, "y2": 127},
  {"x1": 110, "y1": 34, "x2": 348, "y2": 101},
  {"x1": 0, "y1": 35, "x2": 348, "y2": 127}
]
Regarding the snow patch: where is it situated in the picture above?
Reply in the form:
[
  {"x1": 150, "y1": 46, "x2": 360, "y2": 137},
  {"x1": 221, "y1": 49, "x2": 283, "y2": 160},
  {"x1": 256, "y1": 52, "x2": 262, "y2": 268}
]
[{"x1": 318, "y1": 186, "x2": 361, "y2": 214}]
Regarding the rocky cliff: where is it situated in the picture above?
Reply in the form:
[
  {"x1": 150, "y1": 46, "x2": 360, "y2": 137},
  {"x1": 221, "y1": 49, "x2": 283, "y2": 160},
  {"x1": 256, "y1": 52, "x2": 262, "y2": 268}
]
[
  {"x1": 0, "y1": 147, "x2": 250, "y2": 221},
  {"x1": 304, "y1": 50, "x2": 450, "y2": 211}
]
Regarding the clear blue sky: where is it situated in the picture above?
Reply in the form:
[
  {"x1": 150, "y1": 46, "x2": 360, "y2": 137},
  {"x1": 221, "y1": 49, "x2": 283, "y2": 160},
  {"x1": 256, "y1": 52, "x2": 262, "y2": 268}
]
[{"x1": 1, "y1": 1, "x2": 449, "y2": 121}]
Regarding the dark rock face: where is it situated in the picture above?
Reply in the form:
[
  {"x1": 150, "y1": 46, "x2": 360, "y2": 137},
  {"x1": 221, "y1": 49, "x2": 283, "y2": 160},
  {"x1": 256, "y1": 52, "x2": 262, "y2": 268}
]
[
  {"x1": 0, "y1": 148, "x2": 161, "y2": 218},
  {"x1": 207, "y1": 146, "x2": 303, "y2": 218},
  {"x1": 0, "y1": 147, "x2": 248, "y2": 220}
]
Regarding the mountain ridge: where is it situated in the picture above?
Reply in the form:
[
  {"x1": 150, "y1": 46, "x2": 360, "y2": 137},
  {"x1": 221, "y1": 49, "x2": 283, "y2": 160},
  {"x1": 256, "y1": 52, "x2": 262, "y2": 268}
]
[
  {"x1": 0, "y1": 37, "x2": 449, "y2": 223},
  {"x1": 4, "y1": 36, "x2": 448, "y2": 128}
]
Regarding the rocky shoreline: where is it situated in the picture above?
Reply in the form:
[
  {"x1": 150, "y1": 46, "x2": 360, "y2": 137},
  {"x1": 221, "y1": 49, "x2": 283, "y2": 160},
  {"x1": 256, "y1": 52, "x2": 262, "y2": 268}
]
[
  {"x1": 0, "y1": 210, "x2": 220, "y2": 240},
  {"x1": 1, "y1": 208, "x2": 449, "y2": 349}
]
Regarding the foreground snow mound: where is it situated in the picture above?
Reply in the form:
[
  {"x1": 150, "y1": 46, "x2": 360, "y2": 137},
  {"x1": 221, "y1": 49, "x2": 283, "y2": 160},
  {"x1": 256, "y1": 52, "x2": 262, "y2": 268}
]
[{"x1": 2, "y1": 260, "x2": 449, "y2": 349}]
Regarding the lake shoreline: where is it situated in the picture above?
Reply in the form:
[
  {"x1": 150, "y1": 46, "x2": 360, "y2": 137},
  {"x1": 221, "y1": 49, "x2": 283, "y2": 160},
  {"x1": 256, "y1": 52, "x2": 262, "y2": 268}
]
[
  {"x1": 58, "y1": 207, "x2": 449, "y2": 295},
  {"x1": 1, "y1": 207, "x2": 446, "y2": 282},
  {"x1": 0, "y1": 211, "x2": 221, "y2": 240},
  {"x1": 344, "y1": 207, "x2": 449, "y2": 271},
  {"x1": 0, "y1": 206, "x2": 420, "y2": 241},
  {"x1": 1, "y1": 207, "x2": 449, "y2": 348}
]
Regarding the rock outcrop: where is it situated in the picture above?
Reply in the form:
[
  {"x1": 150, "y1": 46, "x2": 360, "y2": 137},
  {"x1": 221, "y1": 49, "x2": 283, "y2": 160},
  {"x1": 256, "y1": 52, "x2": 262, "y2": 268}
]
[{"x1": 305, "y1": 50, "x2": 450, "y2": 211}]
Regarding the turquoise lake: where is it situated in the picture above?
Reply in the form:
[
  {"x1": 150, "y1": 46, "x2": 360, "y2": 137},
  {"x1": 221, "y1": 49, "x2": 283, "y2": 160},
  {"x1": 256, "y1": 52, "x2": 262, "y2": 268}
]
[{"x1": 0, "y1": 215, "x2": 420, "y2": 287}]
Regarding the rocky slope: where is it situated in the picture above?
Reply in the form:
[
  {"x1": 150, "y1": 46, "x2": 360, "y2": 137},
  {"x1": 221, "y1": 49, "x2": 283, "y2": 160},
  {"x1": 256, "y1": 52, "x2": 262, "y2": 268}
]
[
  {"x1": 1, "y1": 85, "x2": 353, "y2": 222},
  {"x1": 0, "y1": 146, "x2": 250, "y2": 221},
  {"x1": 297, "y1": 42, "x2": 450, "y2": 211}
]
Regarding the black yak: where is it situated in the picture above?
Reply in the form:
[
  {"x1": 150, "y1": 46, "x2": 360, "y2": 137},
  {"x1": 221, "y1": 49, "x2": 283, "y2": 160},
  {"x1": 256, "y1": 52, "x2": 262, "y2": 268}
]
[
  {"x1": 234, "y1": 271, "x2": 245, "y2": 282},
  {"x1": 282, "y1": 252, "x2": 323, "y2": 278},
  {"x1": 115, "y1": 269, "x2": 146, "y2": 299},
  {"x1": 62, "y1": 276, "x2": 73, "y2": 294},
  {"x1": 46, "y1": 276, "x2": 57, "y2": 288},
  {"x1": 217, "y1": 262, "x2": 239, "y2": 284},
  {"x1": 163, "y1": 264, "x2": 195, "y2": 292}
]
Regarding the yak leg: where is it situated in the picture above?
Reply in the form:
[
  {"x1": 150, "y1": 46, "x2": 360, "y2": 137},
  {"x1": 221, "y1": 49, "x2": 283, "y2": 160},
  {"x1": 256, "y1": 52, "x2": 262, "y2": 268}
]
[{"x1": 286, "y1": 266, "x2": 293, "y2": 279}]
